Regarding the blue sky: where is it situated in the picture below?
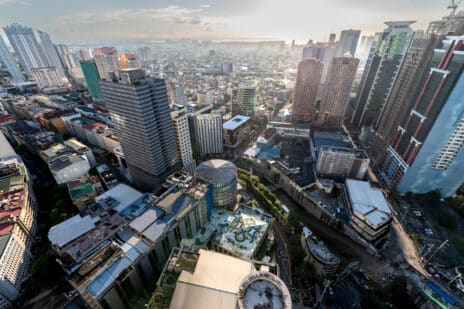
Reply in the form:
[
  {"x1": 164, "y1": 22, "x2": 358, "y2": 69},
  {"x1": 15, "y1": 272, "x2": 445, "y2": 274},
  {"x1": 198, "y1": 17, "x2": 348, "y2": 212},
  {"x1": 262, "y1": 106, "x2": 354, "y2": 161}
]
[{"x1": 0, "y1": 0, "x2": 450, "y2": 43}]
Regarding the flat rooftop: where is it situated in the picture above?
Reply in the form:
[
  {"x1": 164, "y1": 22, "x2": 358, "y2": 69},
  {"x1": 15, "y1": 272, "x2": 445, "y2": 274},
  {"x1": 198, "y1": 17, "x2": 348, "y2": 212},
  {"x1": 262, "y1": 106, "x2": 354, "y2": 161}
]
[
  {"x1": 345, "y1": 179, "x2": 391, "y2": 228},
  {"x1": 319, "y1": 145, "x2": 368, "y2": 158},
  {"x1": 170, "y1": 249, "x2": 255, "y2": 309},
  {"x1": 95, "y1": 183, "x2": 143, "y2": 214},
  {"x1": 223, "y1": 115, "x2": 251, "y2": 131}
]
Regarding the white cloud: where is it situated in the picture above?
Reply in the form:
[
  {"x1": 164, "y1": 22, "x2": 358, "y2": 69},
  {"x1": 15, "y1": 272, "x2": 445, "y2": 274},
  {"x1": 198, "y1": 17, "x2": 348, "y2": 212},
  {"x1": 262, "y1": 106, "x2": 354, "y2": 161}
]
[
  {"x1": 200, "y1": 5, "x2": 211, "y2": 8},
  {"x1": 0, "y1": 0, "x2": 29, "y2": 5}
]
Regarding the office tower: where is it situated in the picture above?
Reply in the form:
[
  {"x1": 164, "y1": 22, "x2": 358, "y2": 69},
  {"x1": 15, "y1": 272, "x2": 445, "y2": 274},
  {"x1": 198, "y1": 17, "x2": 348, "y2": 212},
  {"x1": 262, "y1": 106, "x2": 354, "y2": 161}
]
[
  {"x1": 171, "y1": 108, "x2": 195, "y2": 173},
  {"x1": 316, "y1": 57, "x2": 359, "y2": 129},
  {"x1": 93, "y1": 47, "x2": 120, "y2": 79},
  {"x1": 369, "y1": 31, "x2": 439, "y2": 165},
  {"x1": 232, "y1": 85, "x2": 256, "y2": 117},
  {"x1": 80, "y1": 60, "x2": 103, "y2": 99},
  {"x1": 118, "y1": 53, "x2": 138, "y2": 68},
  {"x1": 37, "y1": 30, "x2": 66, "y2": 79},
  {"x1": 317, "y1": 146, "x2": 369, "y2": 179},
  {"x1": 381, "y1": 36, "x2": 464, "y2": 196},
  {"x1": 3, "y1": 23, "x2": 49, "y2": 75},
  {"x1": 191, "y1": 113, "x2": 223, "y2": 157},
  {"x1": 175, "y1": 83, "x2": 187, "y2": 105},
  {"x1": 291, "y1": 59, "x2": 323, "y2": 125},
  {"x1": 328, "y1": 33, "x2": 336, "y2": 47},
  {"x1": 335, "y1": 29, "x2": 361, "y2": 57},
  {"x1": 101, "y1": 69, "x2": 180, "y2": 192},
  {"x1": 351, "y1": 22, "x2": 415, "y2": 130},
  {"x1": 31, "y1": 67, "x2": 64, "y2": 89},
  {"x1": 0, "y1": 35, "x2": 24, "y2": 83}
]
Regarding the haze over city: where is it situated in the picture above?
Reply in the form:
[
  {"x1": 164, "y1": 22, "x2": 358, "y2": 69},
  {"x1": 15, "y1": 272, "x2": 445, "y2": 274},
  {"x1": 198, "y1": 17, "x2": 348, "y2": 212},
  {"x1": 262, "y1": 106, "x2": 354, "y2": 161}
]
[
  {"x1": 0, "y1": 0, "x2": 450, "y2": 42},
  {"x1": 1, "y1": 0, "x2": 464, "y2": 308}
]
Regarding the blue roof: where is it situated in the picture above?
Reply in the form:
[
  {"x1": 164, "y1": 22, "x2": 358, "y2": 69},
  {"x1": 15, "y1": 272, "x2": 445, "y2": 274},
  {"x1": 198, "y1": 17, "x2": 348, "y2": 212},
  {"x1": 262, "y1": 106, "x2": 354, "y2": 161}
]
[
  {"x1": 426, "y1": 281, "x2": 457, "y2": 305},
  {"x1": 223, "y1": 115, "x2": 251, "y2": 131}
]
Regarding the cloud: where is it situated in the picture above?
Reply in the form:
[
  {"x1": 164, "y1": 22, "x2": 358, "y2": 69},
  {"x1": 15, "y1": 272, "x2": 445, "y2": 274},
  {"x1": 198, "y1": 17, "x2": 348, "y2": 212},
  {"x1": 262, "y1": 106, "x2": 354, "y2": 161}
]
[
  {"x1": 200, "y1": 5, "x2": 211, "y2": 8},
  {"x1": 0, "y1": 0, "x2": 29, "y2": 5},
  {"x1": 53, "y1": 5, "x2": 236, "y2": 40}
]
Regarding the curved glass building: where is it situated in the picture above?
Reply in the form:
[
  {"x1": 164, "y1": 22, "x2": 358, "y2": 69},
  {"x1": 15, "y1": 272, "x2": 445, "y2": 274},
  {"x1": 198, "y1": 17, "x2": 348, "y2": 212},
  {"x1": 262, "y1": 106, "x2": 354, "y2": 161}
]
[{"x1": 196, "y1": 159, "x2": 237, "y2": 210}]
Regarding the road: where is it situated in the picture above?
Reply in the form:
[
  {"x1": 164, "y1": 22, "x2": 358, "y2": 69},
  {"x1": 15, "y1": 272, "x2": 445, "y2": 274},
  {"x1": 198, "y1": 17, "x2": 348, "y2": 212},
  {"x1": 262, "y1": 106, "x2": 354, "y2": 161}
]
[{"x1": 275, "y1": 189, "x2": 394, "y2": 281}]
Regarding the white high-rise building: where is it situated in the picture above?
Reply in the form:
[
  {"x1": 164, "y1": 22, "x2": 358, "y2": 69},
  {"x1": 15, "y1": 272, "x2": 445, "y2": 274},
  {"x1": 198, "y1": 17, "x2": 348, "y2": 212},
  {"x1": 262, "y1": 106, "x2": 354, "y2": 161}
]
[
  {"x1": 175, "y1": 83, "x2": 187, "y2": 104},
  {"x1": 3, "y1": 23, "x2": 49, "y2": 76},
  {"x1": 0, "y1": 35, "x2": 25, "y2": 83},
  {"x1": 192, "y1": 113, "x2": 223, "y2": 157},
  {"x1": 31, "y1": 67, "x2": 64, "y2": 89},
  {"x1": 335, "y1": 29, "x2": 361, "y2": 57},
  {"x1": 37, "y1": 30, "x2": 66, "y2": 79},
  {"x1": 171, "y1": 108, "x2": 195, "y2": 173},
  {"x1": 93, "y1": 47, "x2": 120, "y2": 79}
]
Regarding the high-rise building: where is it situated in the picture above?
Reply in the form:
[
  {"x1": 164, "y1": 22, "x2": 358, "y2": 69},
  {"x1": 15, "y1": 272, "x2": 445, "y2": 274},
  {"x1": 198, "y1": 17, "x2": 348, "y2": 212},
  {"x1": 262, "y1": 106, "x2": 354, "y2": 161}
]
[
  {"x1": 101, "y1": 69, "x2": 180, "y2": 192},
  {"x1": 351, "y1": 22, "x2": 415, "y2": 130},
  {"x1": 316, "y1": 57, "x2": 359, "y2": 129},
  {"x1": 291, "y1": 59, "x2": 323, "y2": 125},
  {"x1": 171, "y1": 108, "x2": 195, "y2": 174},
  {"x1": 316, "y1": 146, "x2": 369, "y2": 179},
  {"x1": 335, "y1": 29, "x2": 361, "y2": 57},
  {"x1": 301, "y1": 45, "x2": 334, "y2": 85},
  {"x1": 31, "y1": 67, "x2": 64, "y2": 90},
  {"x1": 93, "y1": 47, "x2": 120, "y2": 79},
  {"x1": 0, "y1": 132, "x2": 38, "y2": 305},
  {"x1": 55, "y1": 44, "x2": 76, "y2": 71},
  {"x1": 136, "y1": 46, "x2": 151, "y2": 63},
  {"x1": 0, "y1": 35, "x2": 24, "y2": 83},
  {"x1": 191, "y1": 113, "x2": 223, "y2": 157},
  {"x1": 232, "y1": 85, "x2": 256, "y2": 117},
  {"x1": 369, "y1": 31, "x2": 440, "y2": 165},
  {"x1": 80, "y1": 60, "x2": 103, "y2": 99},
  {"x1": 118, "y1": 53, "x2": 138, "y2": 68},
  {"x1": 3, "y1": 23, "x2": 49, "y2": 76},
  {"x1": 37, "y1": 30, "x2": 66, "y2": 79},
  {"x1": 328, "y1": 33, "x2": 336, "y2": 47},
  {"x1": 175, "y1": 83, "x2": 187, "y2": 105},
  {"x1": 381, "y1": 36, "x2": 464, "y2": 196}
]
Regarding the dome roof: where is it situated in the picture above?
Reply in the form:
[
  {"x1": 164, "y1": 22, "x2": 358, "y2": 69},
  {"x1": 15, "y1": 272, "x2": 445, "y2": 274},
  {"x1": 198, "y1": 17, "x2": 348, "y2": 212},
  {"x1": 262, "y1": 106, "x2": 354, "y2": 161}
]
[{"x1": 196, "y1": 159, "x2": 237, "y2": 184}]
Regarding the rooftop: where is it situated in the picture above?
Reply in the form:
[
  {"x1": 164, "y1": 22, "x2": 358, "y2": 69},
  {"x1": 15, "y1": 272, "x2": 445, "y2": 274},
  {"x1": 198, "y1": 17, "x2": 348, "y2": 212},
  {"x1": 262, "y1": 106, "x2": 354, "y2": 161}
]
[
  {"x1": 0, "y1": 131, "x2": 15, "y2": 160},
  {"x1": 302, "y1": 227, "x2": 340, "y2": 264},
  {"x1": 196, "y1": 159, "x2": 237, "y2": 185},
  {"x1": 49, "y1": 154, "x2": 87, "y2": 172},
  {"x1": 48, "y1": 214, "x2": 99, "y2": 248},
  {"x1": 67, "y1": 176, "x2": 95, "y2": 200},
  {"x1": 194, "y1": 206, "x2": 271, "y2": 259},
  {"x1": 169, "y1": 249, "x2": 255, "y2": 309},
  {"x1": 319, "y1": 145, "x2": 368, "y2": 158},
  {"x1": 223, "y1": 115, "x2": 251, "y2": 131},
  {"x1": 345, "y1": 179, "x2": 391, "y2": 228},
  {"x1": 95, "y1": 183, "x2": 143, "y2": 214}
]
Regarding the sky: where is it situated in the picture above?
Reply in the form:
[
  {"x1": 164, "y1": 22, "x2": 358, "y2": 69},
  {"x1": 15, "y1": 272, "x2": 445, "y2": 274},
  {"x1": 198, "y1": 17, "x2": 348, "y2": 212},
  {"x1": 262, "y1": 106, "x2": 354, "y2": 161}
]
[{"x1": 0, "y1": 0, "x2": 451, "y2": 44}]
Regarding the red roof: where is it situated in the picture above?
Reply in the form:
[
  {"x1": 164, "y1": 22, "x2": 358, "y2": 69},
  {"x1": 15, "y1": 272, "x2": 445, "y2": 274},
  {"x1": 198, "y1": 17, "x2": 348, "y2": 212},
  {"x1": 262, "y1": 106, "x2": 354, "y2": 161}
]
[
  {"x1": 0, "y1": 114, "x2": 16, "y2": 123},
  {"x1": 95, "y1": 107, "x2": 109, "y2": 113},
  {"x1": 84, "y1": 122, "x2": 106, "y2": 130},
  {"x1": 0, "y1": 223, "x2": 14, "y2": 235}
]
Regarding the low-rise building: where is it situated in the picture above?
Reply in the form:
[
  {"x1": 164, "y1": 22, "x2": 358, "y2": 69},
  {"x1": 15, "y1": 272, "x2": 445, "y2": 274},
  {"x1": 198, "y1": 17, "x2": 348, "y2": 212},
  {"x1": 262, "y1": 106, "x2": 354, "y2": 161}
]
[
  {"x1": 301, "y1": 227, "x2": 340, "y2": 278},
  {"x1": 49, "y1": 153, "x2": 91, "y2": 185},
  {"x1": 223, "y1": 115, "x2": 253, "y2": 154},
  {"x1": 317, "y1": 146, "x2": 369, "y2": 180},
  {"x1": 343, "y1": 179, "x2": 392, "y2": 246},
  {"x1": 150, "y1": 247, "x2": 291, "y2": 309},
  {"x1": 66, "y1": 175, "x2": 99, "y2": 212},
  {"x1": 48, "y1": 177, "x2": 211, "y2": 308}
]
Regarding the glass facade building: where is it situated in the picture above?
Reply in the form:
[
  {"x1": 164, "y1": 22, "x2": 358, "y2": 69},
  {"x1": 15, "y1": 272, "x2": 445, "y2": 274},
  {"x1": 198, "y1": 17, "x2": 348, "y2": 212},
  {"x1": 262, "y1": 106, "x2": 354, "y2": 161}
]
[
  {"x1": 196, "y1": 159, "x2": 237, "y2": 211},
  {"x1": 80, "y1": 60, "x2": 103, "y2": 99},
  {"x1": 382, "y1": 36, "x2": 464, "y2": 196}
]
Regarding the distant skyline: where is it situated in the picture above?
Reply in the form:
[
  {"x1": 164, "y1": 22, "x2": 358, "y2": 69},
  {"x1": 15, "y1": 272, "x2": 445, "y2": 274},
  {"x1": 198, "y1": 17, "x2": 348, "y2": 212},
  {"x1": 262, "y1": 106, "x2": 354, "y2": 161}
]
[{"x1": 0, "y1": 0, "x2": 451, "y2": 45}]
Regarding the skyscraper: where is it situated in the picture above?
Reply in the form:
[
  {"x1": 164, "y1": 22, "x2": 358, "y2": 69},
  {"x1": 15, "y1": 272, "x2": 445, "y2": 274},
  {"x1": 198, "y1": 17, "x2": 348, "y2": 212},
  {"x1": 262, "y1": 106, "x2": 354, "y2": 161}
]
[
  {"x1": 3, "y1": 23, "x2": 49, "y2": 76},
  {"x1": 118, "y1": 53, "x2": 138, "y2": 69},
  {"x1": 37, "y1": 30, "x2": 66, "y2": 79},
  {"x1": 381, "y1": 35, "x2": 464, "y2": 196},
  {"x1": 93, "y1": 47, "x2": 120, "y2": 79},
  {"x1": 335, "y1": 29, "x2": 361, "y2": 57},
  {"x1": 328, "y1": 33, "x2": 336, "y2": 47},
  {"x1": 31, "y1": 67, "x2": 64, "y2": 90},
  {"x1": 316, "y1": 57, "x2": 359, "y2": 129},
  {"x1": 291, "y1": 59, "x2": 323, "y2": 125},
  {"x1": 80, "y1": 60, "x2": 103, "y2": 99},
  {"x1": 301, "y1": 45, "x2": 335, "y2": 85},
  {"x1": 351, "y1": 22, "x2": 415, "y2": 130},
  {"x1": 0, "y1": 35, "x2": 24, "y2": 83},
  {"x1": 191, "y1": 113, "x2": 223, "y2": 157},
  {"x1": 55, "y1": 44, "x2": 76, "y2": 71},
  {"x1": 232, "y1": 85, "x2": 256, "y2": 117},
  {"x1": 369, "y1": 31, "x2": 439, "y2": 165},
  {"x1": 101, "y1": 69, "x2": 180, "y2": 192}
]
